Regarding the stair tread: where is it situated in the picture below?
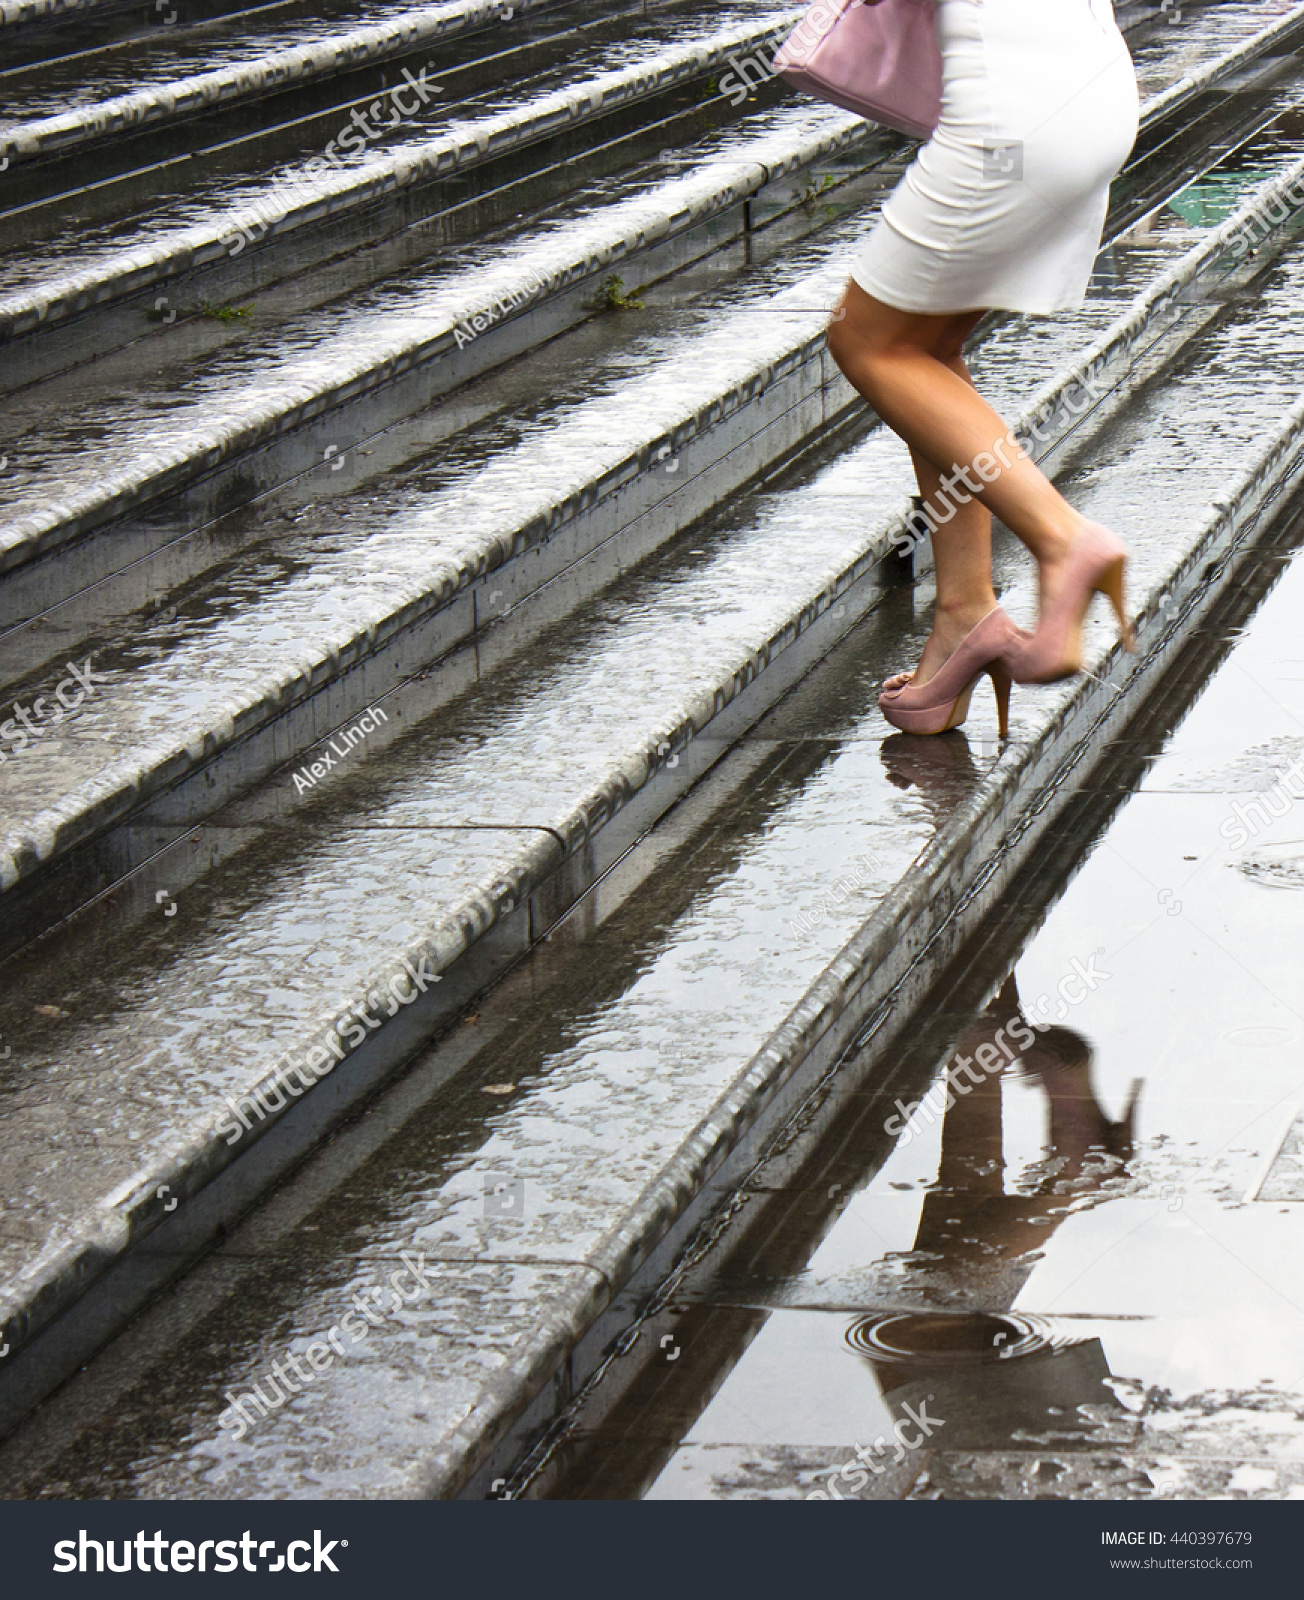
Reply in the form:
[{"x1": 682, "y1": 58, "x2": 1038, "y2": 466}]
[
  {"x1": 0, "y1": 216, "x2": 1150, "y2": 886},
  {"x1": 0, "y1": 105, "x2": 862, "y2": 552},
  {"x1": 0, "y1": 3, "x2": 797, "y2": 307},
  {"x1": 2, "y1": 211, "x2": 1302, "y2": 1355},
  {"x1": 0, "y1": 0, "x2": 571, "y2": 151}
]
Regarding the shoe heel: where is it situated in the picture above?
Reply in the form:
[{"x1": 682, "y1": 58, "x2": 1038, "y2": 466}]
[
  {"x1": 1097, "y1": 556, "x2": 1135, "y2": 654},
  {"x1": 942, "y1": 682, "x2": 976, "y2": 732},
  {"x1": 878, "y1": 607, "x2": 1022, "y2": 735},
  {"x1": 987, "y1": 662, "x2": 1012, "y2": 739}
]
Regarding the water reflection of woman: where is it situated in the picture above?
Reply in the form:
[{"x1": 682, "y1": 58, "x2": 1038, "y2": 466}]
[
  {"x1": 911, "y1": 974, "x2": 1139, "y2": 1289},
  {"x1": 846, "y1": 976, "x2": 1142, "y2": 1464}
]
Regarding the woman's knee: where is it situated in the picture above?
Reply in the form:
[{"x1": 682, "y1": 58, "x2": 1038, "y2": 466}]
[
  {"x1": 828, "y1": 321, "x2": 923, "y2": 393},
  {"x1": 828, "y1": 283, "x2": 964, "y2": 371},
  {"x1": 827, "y1": 301, "x2": 894, "y2": 381},
  {"x1": 828, "y1": 281, "x2": 896, "y2": 362},
  {"x1": 827, "y1": 321, "x2": 893, "y2": 399}
]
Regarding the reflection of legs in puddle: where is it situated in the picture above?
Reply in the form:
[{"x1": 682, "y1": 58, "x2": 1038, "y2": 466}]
[
  {"x1": 1021, "y1": 1025, "x2": 1140, "y2": 1193},
  {"x1": 880, "y1": 731, "x2": 981, "y2": 831},
  {"x1": 912, "y1": 975, "x2": 1139, "y2": 1285},
  {"x1": 856, "y1": 978, "x2": 1139, "y2": 1439}
]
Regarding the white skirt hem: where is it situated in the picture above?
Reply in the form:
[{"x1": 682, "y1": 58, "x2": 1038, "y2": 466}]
[{"x1": 848, "y1": 0, "x2": 1138, "y2": 318}]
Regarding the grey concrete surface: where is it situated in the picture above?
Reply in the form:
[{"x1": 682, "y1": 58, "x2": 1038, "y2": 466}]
[
  {"x1": 0, "y1": 5, "x2": 803, "y2": 349},
  {"x1": 0, "y1": 106, "x2": 869, "y2": 573},
  {"x1": 4, "y1": 147, "x2": 1304, "y2": 1490},
  {"x1": 3, "y1": 89, "x2": 1296, "y2": 938},
  {"x1": 0, "y1": 0, "x2": 568, "y2": 164},
  {"x1": 608, "y1": 549, "x2": 1304, "y2": 1501}
]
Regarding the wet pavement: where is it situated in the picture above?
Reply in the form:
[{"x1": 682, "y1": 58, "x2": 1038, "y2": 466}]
[
  {"x1": 2, "y1": 166, "x2": 1302, "y2": 1489},
  {"x1": 0, "y1": 0, "x2": 793, "y2": 292},
  {"x1": 4, "y1": 0, "x2": 1304, "y2": 1504},
  {"x1": 541, "y1": 532, "x2": 1304, "y2": 1501}
]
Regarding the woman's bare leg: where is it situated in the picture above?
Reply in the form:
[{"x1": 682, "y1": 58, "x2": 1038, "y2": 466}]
[
  {"x1": 906, "y1": 327, "x2": 1001, "y2": 686},
  {"x1": 827, "y1": 281, "x2": 1092, "y2": 670}
]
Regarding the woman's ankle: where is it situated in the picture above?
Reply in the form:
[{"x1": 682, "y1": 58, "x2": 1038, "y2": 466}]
[
  {"x1": 935, "y1": 592, "x2": 999, "y2": 625},
  {"x1": 1027, "y1": 509, "x2": 1090, "y2": 567}
]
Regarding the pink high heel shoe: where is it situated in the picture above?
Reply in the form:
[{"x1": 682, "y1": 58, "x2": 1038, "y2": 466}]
[
  {"x1": 878, "y1": 606, "x2": 1023, "y2": 738},
  {"x1": 1013, "y1": 521, "x2": 1135, "y2": 685}
]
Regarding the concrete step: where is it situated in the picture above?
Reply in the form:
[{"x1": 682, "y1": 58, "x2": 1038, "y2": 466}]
[
  {"x1": 0, "y1": 0, "x2": 259, "y2": 35},
  {"x1": 0, "y1": 34, "x2": 1298, "y2": 947},
  {"x1": 0, "y1": 3, "x2": 1288, "y2": 595},
  {"x1": 0, "y1": 137, "x2": 1302, "y2": 1461},
  {"x1": 0, "y1": 0, "x2": 573, "y2": 163},
  {"x1": 1, "y1": 0, "x2": 1294, "y2": 392},
  {"x1": 0, "y1": 0, "x2": 806, "y2": 388},
  {"x1": 0, "y1": 149, "x2": 909, "y2": 947},
  {"x1": 1, "y1": 0, "x2": 1291, "y2": 570},
  {"x1": 2, "y1": 173, "x2": 1304, "y2": 1489},
  {"x1": 0, "y1": 104, "x2": 878, "y2": 587}
]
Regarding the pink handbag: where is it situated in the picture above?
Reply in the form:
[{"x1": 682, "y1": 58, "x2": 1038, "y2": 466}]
[{"x1": 773, "y1": 0, "x2": 943, "y2": 139}]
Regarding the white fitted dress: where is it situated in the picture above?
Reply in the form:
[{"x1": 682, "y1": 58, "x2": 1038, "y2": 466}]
[{"x1": 850, "y1": 0, "x2": 1139, "y2": 315}]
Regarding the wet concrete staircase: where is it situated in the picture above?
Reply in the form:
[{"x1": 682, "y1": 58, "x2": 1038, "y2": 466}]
[{"x1": 2, "y1": 0, "x2": 1304, "y2": 1497}]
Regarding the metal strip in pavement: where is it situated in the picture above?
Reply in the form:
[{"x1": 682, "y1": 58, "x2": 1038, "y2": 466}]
[{"x1": 1244, "y1": 1099, "x2": 1304, "y2": 1201}]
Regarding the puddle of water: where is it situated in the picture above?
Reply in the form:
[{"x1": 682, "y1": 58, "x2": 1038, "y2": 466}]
[{"x1": 544, "y1": 522, "x2": 1304, "y2": 1503}]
